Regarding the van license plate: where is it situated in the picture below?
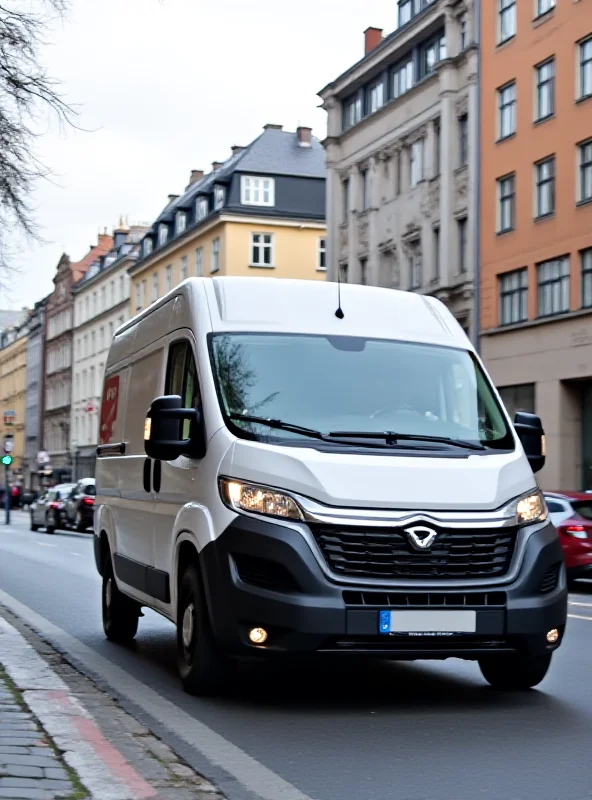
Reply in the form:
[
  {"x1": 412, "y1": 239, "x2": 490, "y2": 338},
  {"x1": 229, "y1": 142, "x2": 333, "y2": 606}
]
[{"x1": 379, "y1": 610, "x2": 476, "y2": 635}]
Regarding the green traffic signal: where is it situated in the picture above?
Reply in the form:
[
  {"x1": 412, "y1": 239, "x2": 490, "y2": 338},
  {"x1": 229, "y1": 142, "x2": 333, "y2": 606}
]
[{"x1": 1, "y1": 455, "x2": 12, "y2": 466}]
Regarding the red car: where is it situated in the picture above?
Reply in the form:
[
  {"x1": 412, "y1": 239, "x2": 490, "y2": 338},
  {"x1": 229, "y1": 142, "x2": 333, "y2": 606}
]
[{"x1": 545, "y1": 491, "x2": 592, "y2": 584}]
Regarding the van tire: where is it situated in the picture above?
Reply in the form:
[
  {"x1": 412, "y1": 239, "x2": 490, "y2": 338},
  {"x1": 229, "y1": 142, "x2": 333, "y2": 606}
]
[
  {"x1": 177, "y1": 563, "x2": 232, "y2": 696},
  {"x1": 30, "y1": 515, "x2": 39, "y2": 532},
  {"x1": 479, "y1": 652, "x2": 552, "y2": 690},
  {"x1": 102, "y1": 556, "x2": 140, "y2": 643}
]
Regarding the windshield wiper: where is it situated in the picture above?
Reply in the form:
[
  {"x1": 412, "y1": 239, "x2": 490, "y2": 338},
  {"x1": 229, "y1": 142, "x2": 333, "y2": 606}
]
[
  {"x1": 228, "y1": 413, "x2": 329, "y2": 441},
  {"x1": 327, "y1": 431, "x2": 486, "y2": 451}
]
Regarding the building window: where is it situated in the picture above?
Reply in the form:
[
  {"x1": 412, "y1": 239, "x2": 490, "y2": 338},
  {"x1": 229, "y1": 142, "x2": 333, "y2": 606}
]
[
  {"x1": 410, "y1": 139, "x2": 424, "y2": 187},
  {"x1": 119, "y1": 275, "x2": 124, "y2": 301},
  {"x1": 460, "y1": 13, "x2": 468, "y2": 49},
  {"x1": 392, "y1": 58, "x2": 414, "y2": 98},
  {"x1": 497, "y1": 384, "x2": 535, "y2": 421},
  {"x1": 361, "y1": 169, "x2": 369, "y2": 210},
  {"x1": 499, "y1": 268, "x2": 528, "y2": 325},
  {"x1": 196, "y1": 197, "x2": 208, "y2": 221},
  {"x1": 421, "y1": 33, "x2": 446, "y2": 78},
  {"x1": 536, "y1": 0, "x2": 555, "y2": 17},
  {"x1": 537, "y1": 257, "x2": 570, "y2": 317},
  {"x1": 458, "y1": 217, "x2": 468, "y2": 273},
  {"x1": 251, "y1": 233, "x2": 274, "y2": 267},
  {"x1": 99, "y1": 327, "x2": 104, "y2": 351},
  {"x1": 211, "y1": 237, "x2": 220, "y2": 273},
  {"x1": 535, "y1": 59, "x2": 555, "y2": 121},
  {"x1": 498, "y1": 0, "x2": 516, "y2": 43},
  {"x1": 433, "y1": 118, "x2": 441, "y2": 177},
  {"x1": 459, "y1": 114, "x2": 468, "y2": 167},
  {"x1": 398, "y1": 0, "x2": 413, "y2": 26},
  {"x1": 91, "y1": 331, "x2": 96, "y2": 356},
  {"x1": 408, "y1": 242, "x2": 422, "y2": 289},
  {"x1": 166, "y1": 265, "x2": 172, "y2": 292},
  {"x1": 497, "y1": 174, "x2": 515, "y2": 233},
  {"x1": 317, "y1": 237, "x2": 326, "y2": 271},
  {"x1": 535, "y1": 156, "x2": 555, "y2": 218},
  {"x1": 579, "y1": 139, "x2": 592, "y2": 203},
  {"x1": 344, "y1": 94, "x2": 362, "y2": 129},
  {"x1": 342, "y1": 178, "x2": 349, "y2": 223},
  {"x1": 498, "y1": 81, "x2": 516, "y2": 139},
  {"x1": 180, "y1": 255, "x2": 188, "y2": 281},
  {"x1": 110, "y1": 281, "x2": 115, "y2": 306},
  {"x1": 360, "y1": 258, "x2": 367, "y2": 286},
  {"x1": 195, "y1": 247, "x2": 203, "y2": 276},
  {"x1": 135, "y1": 283, "x2": 141, "y2": 312},
  {"x1": 579, "y1": 36, "x2": 592, "y2": 100},
  {"x1": 143, "y1": 238, "x2": 153, "y2": 257},
  {"x1": 368, "y1": 78, "x2": 384, "y2": 114},
  {"x1": 582, "y1": 249, "x2": 592, "y2": 308},
  {"x1": 176, "y1": 212, "x2": 186, "y2": 234},
  {"x1": 158, "y1": 225, "x2": 168, "y2": 247},
  {"x1": 433, "y1": 227, "x2": 440, "y2": 281},
  {"x1": 214, "y1": 185, "x2": 225, "y2": 210},
  {"x1": 152, "y1": 272, "x2": 158, "y2": 302},
  {"x1": 241, "y1": 175, "x2": 275, "y2": 206}
]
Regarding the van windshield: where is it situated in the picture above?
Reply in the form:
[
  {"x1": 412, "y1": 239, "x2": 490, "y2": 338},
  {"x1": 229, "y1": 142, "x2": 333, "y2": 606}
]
[{"x1": 210, "y1": 333, "x2": 514, "y2": 451}]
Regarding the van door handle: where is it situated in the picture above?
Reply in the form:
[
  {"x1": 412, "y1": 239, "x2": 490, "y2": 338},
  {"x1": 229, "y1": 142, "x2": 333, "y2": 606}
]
[
  {"x1": 143, "y1": 459, "x2": 152, "y2": 493},
  {"x1": 153, "y1": 460, "x2": 162, "y2": 494}
]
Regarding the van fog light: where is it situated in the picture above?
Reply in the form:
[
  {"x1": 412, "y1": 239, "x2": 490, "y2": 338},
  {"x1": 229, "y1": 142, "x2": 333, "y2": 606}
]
[
  {"x1": 546, "y1": 628, "x2": 559, "y2": 644},
  {"x1": 249, "y1": 627, "x2": 268, "y2": 645}
]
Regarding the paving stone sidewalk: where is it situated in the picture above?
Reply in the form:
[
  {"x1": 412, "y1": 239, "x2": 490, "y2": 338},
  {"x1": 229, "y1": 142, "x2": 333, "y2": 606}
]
[{"x1": 0, "y1": 671, "x2": 81, "y2": 799}]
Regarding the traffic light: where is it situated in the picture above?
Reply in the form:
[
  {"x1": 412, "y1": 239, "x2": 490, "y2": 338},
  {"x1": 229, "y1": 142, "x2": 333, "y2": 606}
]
[{"x1": 1, "y1": 455, "x2": 12, "y2": 466}]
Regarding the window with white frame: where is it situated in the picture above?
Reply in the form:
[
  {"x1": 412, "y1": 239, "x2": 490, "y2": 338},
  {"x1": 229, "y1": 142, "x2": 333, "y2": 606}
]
[
  {"x1": 582, "y1": 248, "x2": 592, "y2": 309},
  {"x1": 176, "y1": 212, "x2": 186, "y2": 234},
  {"x1": 579, "y1": 36, "x2": 592, "y2": 99},
  {"x1": 99, "y1": 327, "x2": 104, "y2": 352},
  {"x1": 410, "y1": 139, "x2": 424, "y2": 187},
  {"x1": 536, "y1": 0, "x2": 555, "y2": 17},
  {"x1": 498, "y1": 81, "x2": 516, "y2": 139},
  {"x1": 195, "y1": 247, "x2": 203, "y2": 276},
  {"x1": 317, "y1": 237, "x2": 326, "y2": 271},
  {"x1": 214, "y1": 185, "x2": 225, "y2": 210},
  {"x1": 393, "y1": 58, "x2": 414, "y2": 98},
  {"x1": 141, "y1": 280, "x2": 146, "y2": 307},
  {"x1": 344, "y1": 94, "x2": 362, "y2": 129},
  {"x1": 180, "y1": 255, "x2": 188, "y2": 281},
  {"x1": 110, "y1": 280, "x2": 115, "y2": 306},
  {"x1": 460, "y1": 13, "x2": 468, "y2": 50},
  {"x1": 535, "y1": 59, "x2": 555, "y2": 121},
  {"x1": 158, "y1": 225, "x2": 168, "y2": 246},
  {"x1": 143, "y1": 238, "x2": 153, "y2": 257},
  {"x1": 497, "y1": 173, "x2": 515, "y2": 232},
  {"x1": 535, "y1": 156, "x2": 555, "y2": 218},
  {"x1": 100, "y1": 286, "x2": 106, "y2": 310},
  {"x1": 196, "y1": 197, "x2": 208, "y2": 221},
  {"x1": 368, "y1": 78, "x2": 384, "y2": 114},
  {"x1": 119, "y1": 275, "x2": 124, "y2": 301},
  {"x1": 135, "y1": 282, "x2": 141, "y2": 311},
  {"x1": 166, "y1": 265, "x2": 172, "y2": 292},
  {"x1": 211, "y1": 238, "x2": 220, "y2": 273},
  {"x1": 537, "y1": 257, "x2": 570, "y2": 317},
  {"x1": 241, "y1": 176, "x2": 275, "y2": 206},
  {"x1": 250, "y1": 233, "x2": 274, "y2": 267},
  {"x1": 408, "y1": 241, "x2": 422, "y2": 289},
  {"x1": 152, "y1": 272, "x2": 158, "y2": 302},
  {"x1": 498, "y1": 0, "x2": 516, "y2": 43},
  {"x1": 578, "y1": 139, "x2": 592, "y2": 203}
]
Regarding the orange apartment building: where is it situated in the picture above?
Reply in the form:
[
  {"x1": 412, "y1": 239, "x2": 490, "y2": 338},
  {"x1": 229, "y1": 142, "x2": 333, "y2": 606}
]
[{"x1": 480, "y1": 0, "x2": 592, "y2": 491}]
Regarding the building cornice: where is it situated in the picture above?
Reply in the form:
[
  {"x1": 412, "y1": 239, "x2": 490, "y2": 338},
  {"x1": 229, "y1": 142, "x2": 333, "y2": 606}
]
[
  {"x1": 72, "y1": 297, "x2": 130, "y2": 333},
  {"x1": 73, "y1": 254, "x2": 135, "y2": 296}
]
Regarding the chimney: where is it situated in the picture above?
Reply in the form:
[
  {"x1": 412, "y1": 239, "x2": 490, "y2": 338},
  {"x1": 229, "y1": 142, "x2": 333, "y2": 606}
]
[
  {"x1": 296, "y1": 126, "x2": 313, "y2": 147},
  {"x1": 212, "y1": 162, "x2": 224, "y2": 171},
  {"x1": 231, "y1": 145, "x2": 245, "y2": 156},
  {"x1": 264, "y1": 124, "x2": 283, "y2": 131},
  {"x1": 364, "y1": 26, "x2": 383, "y2": 54},
  {"x1": 189, "y1": 169, "x2": 204, "y2": 185}
]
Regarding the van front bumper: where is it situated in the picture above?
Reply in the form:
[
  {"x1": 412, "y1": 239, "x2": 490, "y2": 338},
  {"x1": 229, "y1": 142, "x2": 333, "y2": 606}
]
[{"x1": 199, "y1": 515, "x2": 568, "y2": 659}]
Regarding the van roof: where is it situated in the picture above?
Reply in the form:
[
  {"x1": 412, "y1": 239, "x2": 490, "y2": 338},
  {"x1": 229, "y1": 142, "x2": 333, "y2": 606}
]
[{"x1": 203, "y1": 277, "x2": 472, "y2": 351}]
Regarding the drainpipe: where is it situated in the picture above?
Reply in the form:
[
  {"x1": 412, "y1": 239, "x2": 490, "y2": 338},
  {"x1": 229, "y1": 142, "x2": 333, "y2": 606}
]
[{"x1": 473, "y1": 0, "x2": 482, "y2": 354}]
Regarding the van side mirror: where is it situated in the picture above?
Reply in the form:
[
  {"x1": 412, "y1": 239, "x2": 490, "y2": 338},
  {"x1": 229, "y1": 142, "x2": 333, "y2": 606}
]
[
  {"x1": 144, "y1": 395, "x2": 204, "y2": 461},
  {"x1": 513, "y1": 411, "x2": 545, "y2": 474}
]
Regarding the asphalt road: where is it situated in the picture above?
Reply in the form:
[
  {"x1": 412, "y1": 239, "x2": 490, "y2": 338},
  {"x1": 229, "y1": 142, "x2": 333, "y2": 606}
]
[{"x1": 1, "y1": 510, "x2": 592, "y2": 800}]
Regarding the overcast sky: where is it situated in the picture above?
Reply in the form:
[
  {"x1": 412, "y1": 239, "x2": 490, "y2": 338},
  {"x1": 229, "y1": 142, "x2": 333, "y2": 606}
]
[{"x1": 6, "y1": 0, "x2": 397, "y2": 309}]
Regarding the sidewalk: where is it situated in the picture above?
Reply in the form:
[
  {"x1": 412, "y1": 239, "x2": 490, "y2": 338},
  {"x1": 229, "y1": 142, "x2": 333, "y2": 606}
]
[{"x1": 0, "y1": 607, "x2": 223, "y2": 800}]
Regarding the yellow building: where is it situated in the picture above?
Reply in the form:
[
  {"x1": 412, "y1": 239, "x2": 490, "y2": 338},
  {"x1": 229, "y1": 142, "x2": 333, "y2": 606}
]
[
  {"x1": 0, "y1": 323, "x2": 29, "y2": 473},
  {"x1": 129, "y1": 124, "x2": 326, "y2": 313}
]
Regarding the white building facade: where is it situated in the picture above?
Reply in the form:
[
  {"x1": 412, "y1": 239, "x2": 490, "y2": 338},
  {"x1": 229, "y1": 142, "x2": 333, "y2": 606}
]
[
  {"x1": 319, "y1": 0, "x2": 477, "y2": 337},
  {"x1": 71, "y1": 225, "x2": 145, "y2": 477}
]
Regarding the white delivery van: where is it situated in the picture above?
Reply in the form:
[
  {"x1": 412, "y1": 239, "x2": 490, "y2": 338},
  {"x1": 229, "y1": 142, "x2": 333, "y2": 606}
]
[{"x1": 94, "y1": 277, "x2": 567, "y2": 695}]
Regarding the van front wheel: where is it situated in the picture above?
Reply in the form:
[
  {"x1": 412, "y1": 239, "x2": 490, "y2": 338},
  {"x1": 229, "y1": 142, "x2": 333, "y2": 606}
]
[
  {"x1": 479, "y1": 652, "x2": 552, "y2": 690},
  {"x1": 102, "y1": 557, "x2": 140, "y2": 643},
  {"x1": 177, "y1": 563, "x2": 232, "y2": 696}
]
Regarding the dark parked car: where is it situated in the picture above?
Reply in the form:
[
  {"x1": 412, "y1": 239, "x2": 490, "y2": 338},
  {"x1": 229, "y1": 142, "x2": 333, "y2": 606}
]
[
  {"x1": 30, "y1": 484, "x2": 76, "y2": 534},
  {"x1": 64, "y1": 479, "x2": 96, "y2": 532},
  {"x1": 544, "y1": 491, "x2": 592, "y2": 585}
]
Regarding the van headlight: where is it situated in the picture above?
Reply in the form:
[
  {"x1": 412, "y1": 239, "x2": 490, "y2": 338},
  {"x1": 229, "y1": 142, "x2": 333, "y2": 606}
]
[
  {"x1": 513, "y1": 490, "x2": 548, "y2": 526},
  {"x1": 219, "y1": 478, "x2": 303, "y2": 520}
]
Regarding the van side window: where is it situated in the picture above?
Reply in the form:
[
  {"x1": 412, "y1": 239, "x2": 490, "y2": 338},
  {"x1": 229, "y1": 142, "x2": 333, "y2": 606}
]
[{"x1": 166, "y1": 341, "x2": 202, "y2": 439}]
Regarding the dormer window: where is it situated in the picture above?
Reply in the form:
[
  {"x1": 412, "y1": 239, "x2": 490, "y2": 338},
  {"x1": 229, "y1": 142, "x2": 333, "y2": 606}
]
[
  {"x1": 143, "y1": 238, "x2": 153, "y2": 257},
  {"x1": 196, "y1": 197, "x2": 208, "y2": 222},
  {"x1": 158, "y1": 225, "x2": 168, "y2": 247},
  {"x1": 214, "y1": 185, "x2": 225, "y2": 210},
  {"x1": 176, "y1": 212, "x2": 186, "y2": 234},
  {"x1": 241, "y1": 176, "x2": 275, "y2": 207}
]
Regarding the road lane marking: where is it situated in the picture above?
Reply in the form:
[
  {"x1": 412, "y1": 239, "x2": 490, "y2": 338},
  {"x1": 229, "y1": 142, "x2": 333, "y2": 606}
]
[
  {"x1": 569, "y1": 601, "x2": 592, "y2": 607},
  {"x1": 0, "y1": 587, "x2": 314, "y2": 800},
  {"x1": 70, "y1": 552, "x2": 82, "y2": 557},
  {"x1": 37, "y1": 542, "x2": 56, "y2": 548},
  {"x1": 568, "y1": 613, "x2": 592, "y2": 621}
]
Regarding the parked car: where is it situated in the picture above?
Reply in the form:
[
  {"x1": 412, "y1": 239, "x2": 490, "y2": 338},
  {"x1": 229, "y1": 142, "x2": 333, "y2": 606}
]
[
  {"x1": 64, "y1": 479, "x2": 96, "y2": 532},
  {"x1": 544, "y1": 491, "x2": 592, "y2": 585},
  {"x1": 30, "y1": 484, "x2": 76, "y2": 534}
]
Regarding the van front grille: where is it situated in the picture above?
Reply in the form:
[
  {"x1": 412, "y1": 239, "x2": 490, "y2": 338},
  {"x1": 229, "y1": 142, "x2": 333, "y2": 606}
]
[
  {"x1": 309, "y1": 523, "x2": 516, "y2": 581},
  {"x1": 343, "y1": 590, "x2": 507, "y2": 607},
  {"x1": 540, "y1": 563, "x2": 561, "y2": 594}
]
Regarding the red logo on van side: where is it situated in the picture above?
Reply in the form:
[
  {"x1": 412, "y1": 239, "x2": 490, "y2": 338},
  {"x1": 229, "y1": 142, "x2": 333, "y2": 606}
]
[{"x1": 100, "y1": 375, "x2": 120, "y2": 444}]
